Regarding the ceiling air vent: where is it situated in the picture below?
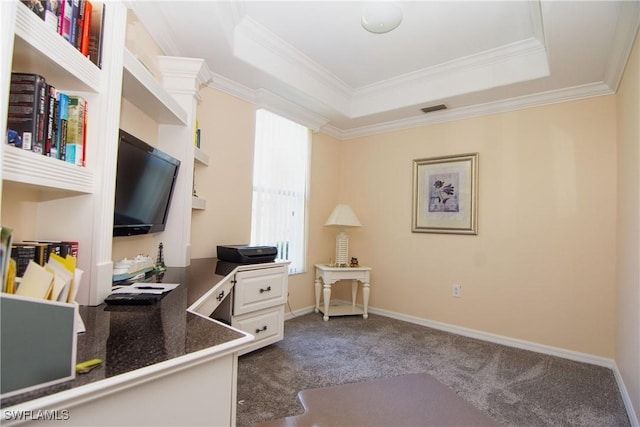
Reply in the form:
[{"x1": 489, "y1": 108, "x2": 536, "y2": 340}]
[{"x1": 421, "y1": 104, "x2": 447, "y2": 114}]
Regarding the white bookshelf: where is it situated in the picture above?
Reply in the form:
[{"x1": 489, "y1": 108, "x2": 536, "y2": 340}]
[
  {"x1": 2, "y1": 2, "x2": 209, "y2": 304},
  {"x1": 122, "y1": 48, "x2": 187, "y2": 126}
]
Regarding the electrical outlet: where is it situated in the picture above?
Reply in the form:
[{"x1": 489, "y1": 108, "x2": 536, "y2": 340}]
[{"x1": 452, "y1": 284, "x2": 462, "y2": 298}]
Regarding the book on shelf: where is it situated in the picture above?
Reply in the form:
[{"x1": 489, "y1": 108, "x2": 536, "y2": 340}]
[
  {"x1": 82, "y1": 97, "x2": 88, "y2": 166},
  {"x1": 59, "y1": 0, "x2": 73, "y2": 42},
  {"x1": 34, "y1": 74, "x2": 48, "y2": 154},
  {"x1": 20, "y1": 0, "x2": 46, "y2": 19},
  {"x1": 56, "y1": 90, "x2": 69, "y2": 161},
  {"x1": 69, "y1": 0, "x2": 81, "y2": 48},
  {"x1": 80, "y1": 0, "x2": 92, "y2": 56},
  {"x1": 7, "y1": 73, "x2": 47, "y2": 153},
  {"x1": 1, "y1": 227, "x2": 14, "y2": 294},
  {"x1": 45, "y1": 84, "x2": 57, "y2": 157},
  {"x1": 23, "y1": 240, "x2": 78, "y2": 263},
  {"x1": 66, "y1": 95, "x2": 85, "y2": 166},
  {"x1": 10, "y1": 244, "x2": 37, "y2": 277},
  {"x1": 19, "y1": 1, "x2": 99, "y2": 59},
  {"x1": 44, "y1": 0, "x2": 61, "y2": 33},
  {"x1": 11, "y1": 242, "x2": 49, "y2": 267},
  {"x1": 194, "y1": 119, "x2": 201, "y2": 148},
  {"x1": 21, "y1": 0, "x2": 60, "y2": 31},
  {"x1": 88, "y1": 1, "x2": 104, "y2": 68}
]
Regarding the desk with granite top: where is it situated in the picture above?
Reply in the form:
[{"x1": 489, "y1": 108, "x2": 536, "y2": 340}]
[{"x1": 1, "y1": 258, "x2": 253, "y2": 426}]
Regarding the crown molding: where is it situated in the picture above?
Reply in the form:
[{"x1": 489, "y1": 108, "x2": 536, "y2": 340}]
[
  {"x1": 329, "y1": 81, "x2": 614, "y2": 140},
  {"x1": 603, "y1": 0, "x2": 640, "y2": 91},
  {"x1": 206, "y1": 74, "x2": 328, "y2": 132},
  {"x1": 233, "y1": 15, "x2": 352, "y2": 115},
  {"x1": 208, "y1": 72, "x2": 256, "y2": 104},
  {"x1": 206, "y1": 68, "x2": 614, "y2": 141},
  {"x1": 350, "y1": 38, "x2": 549, "y2": 118},
  {"x1": 255, "y1": 89, "x2": 329, "y2": 132}
]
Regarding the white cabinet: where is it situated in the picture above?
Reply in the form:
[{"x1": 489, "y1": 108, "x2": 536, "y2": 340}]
[
  {"x1": 232, "y1": 264, "x2": 288, "y2": 355},
  {"x1": 1, "y1": 2, "x2": 128, "y2": 306},
  {"x1": 188, "y1": 262, "x2": 290, "y2": 356},
  {"x1": 1, "y1": 3, "x2": 210, "y2": 305}
]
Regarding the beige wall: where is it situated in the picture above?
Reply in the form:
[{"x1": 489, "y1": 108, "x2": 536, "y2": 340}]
[
  {"x1": 616, "y1": 31, "x2": 640, "y2": 418},
  {"x1": 338, "y1": 97, "x2": 618, "y2": 358},
  {"x1": 191, "y1": 88, "x2": 619, "y2": 359},
  {"x1": 190, "y1": 87, "x2": 255, "y2": 258}
]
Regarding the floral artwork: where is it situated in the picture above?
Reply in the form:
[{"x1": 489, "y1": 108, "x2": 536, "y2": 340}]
[
  {"x1": 412, "y1": 153, "x2": 478, "y2": 234},
  {"x1": 428, "y1": 173, "x2": 459, "y2": 212}
]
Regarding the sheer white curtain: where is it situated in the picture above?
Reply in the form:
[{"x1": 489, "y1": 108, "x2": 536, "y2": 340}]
[{"x1": 250, "y1": 109, "x2": 310, "y2": 274}]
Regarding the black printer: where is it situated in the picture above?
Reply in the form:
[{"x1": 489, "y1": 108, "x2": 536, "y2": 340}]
[{"x1": 216, "y1": 245, "x2": 278, "y2": 264}]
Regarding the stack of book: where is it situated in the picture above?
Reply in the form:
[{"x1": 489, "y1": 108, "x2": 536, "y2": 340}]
[
  {"x1": 20, "y1": 0, "x2": 105, "y2": 68},
  {"x1": 7, "y1": 72, "x2": 87, "y2": 166}
]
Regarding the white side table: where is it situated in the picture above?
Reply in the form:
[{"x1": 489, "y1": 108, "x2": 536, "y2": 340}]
[{"x1": 314, "y1": 264, "x2": 371, "y2": 321}]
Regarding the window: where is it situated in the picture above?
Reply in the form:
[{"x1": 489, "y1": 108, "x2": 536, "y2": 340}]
[{"x1": 250, "y1": 109, "x2": 311, "y2": 274}]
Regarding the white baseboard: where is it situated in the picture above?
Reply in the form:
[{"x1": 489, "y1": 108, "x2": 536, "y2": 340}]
[
  {"x1": 285, "y1": 303, "x2": 638, "y2": 425},
  {"x1": 368, "y1": 306, "x2": 613, "y2": 367},
  {"x1": 613, "y1": 365, "x2": 640, "y2": 427},
  {"x1": 285, "y1": 305, "x2": 315, "y2": 320}
]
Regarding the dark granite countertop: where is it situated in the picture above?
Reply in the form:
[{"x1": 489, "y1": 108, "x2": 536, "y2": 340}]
[{"x1": 1, "y1": 258, "x2": 247, "y2": 408}]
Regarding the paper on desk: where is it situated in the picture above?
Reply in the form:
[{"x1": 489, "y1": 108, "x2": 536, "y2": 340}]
[{"x1": 111, "y1": 283, "x2": 180, "y2": 295}]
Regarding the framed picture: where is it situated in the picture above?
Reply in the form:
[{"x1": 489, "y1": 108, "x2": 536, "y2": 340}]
[{"x1": 412, "y1": 153, "x2": 478, "y2": 234}]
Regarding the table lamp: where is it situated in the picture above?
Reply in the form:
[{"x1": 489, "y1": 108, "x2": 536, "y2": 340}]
[{"x1": 325, "y1": 204, "x2": 362, "y2": 267}]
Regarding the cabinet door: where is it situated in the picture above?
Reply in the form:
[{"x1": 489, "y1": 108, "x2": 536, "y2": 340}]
[
  {"x1": 188, "y1": 275, "x2": 234, "y2": 320},
  {"x1": 233, "y1": 266, "x2": 287, "y2": 316}
]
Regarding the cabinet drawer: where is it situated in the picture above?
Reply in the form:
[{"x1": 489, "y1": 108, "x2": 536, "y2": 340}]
[
  {"x1": 232, "y1": 306, "x2": 284, "y2": 354},
  {"x1": 233, "y1": 266, "x2": 287, "y2": 316}
]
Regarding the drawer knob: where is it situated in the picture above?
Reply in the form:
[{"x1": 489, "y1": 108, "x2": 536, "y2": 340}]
[
  {"x1": 216, "y1": 291, "x2": 225, "y2": 301},
  {"x1": 255, "y1": 325, "x2": 268, "y2": 334},
  {"x1": 259, "y1": 286, "x2": 272, "y2": 293}
]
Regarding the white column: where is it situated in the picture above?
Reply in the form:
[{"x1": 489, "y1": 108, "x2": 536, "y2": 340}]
[
  {"x1": 156, "y1": 57, "x2": 211, "y2": 267},
  {"x1": 89, "y1": 2, "x2": 127, "y2": 304}
]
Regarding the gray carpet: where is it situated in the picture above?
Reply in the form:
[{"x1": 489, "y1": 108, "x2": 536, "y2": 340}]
[{"x1": 236, "y1": 313, "x2": 630, "y2": 427}]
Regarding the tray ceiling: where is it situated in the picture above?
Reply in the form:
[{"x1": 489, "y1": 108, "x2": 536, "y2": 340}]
[{"x1": 129, "y1": 1, "x2": 640, "y2": 139}]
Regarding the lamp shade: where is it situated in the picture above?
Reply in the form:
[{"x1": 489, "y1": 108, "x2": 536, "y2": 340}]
[{"x1": 325, "y1": 204, "x2": 362, "y2": 227}]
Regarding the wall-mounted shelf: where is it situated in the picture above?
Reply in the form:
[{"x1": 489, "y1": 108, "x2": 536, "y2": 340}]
[
  {"x1": 194, "y1": 147, "x2": 209, "y2": 166},
  {"x1": 122, "y1": 48, "x2": 187, "y2": 126},
  {"x1": 3, "y1": 142, "x2": 94, "y2": 195},
  {"x1": 193, "y1": 147, "x2": 208, "y2": 210},
  {"x1": 192, "y1": 196, "x2": 206, "y2": 210},
  {"x1": 13, "y1": 5, "x2": 100, "y2": 92}
]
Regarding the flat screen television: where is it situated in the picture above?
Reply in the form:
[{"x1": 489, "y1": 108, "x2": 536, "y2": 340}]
[{"x1": 113, "y1": 129, "x2": 181, "y2": 237}]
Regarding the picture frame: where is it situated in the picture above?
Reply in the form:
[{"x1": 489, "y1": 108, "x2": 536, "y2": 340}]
[{"x1": 412, "y1": 153, "x2": 478, "y2": 234}]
